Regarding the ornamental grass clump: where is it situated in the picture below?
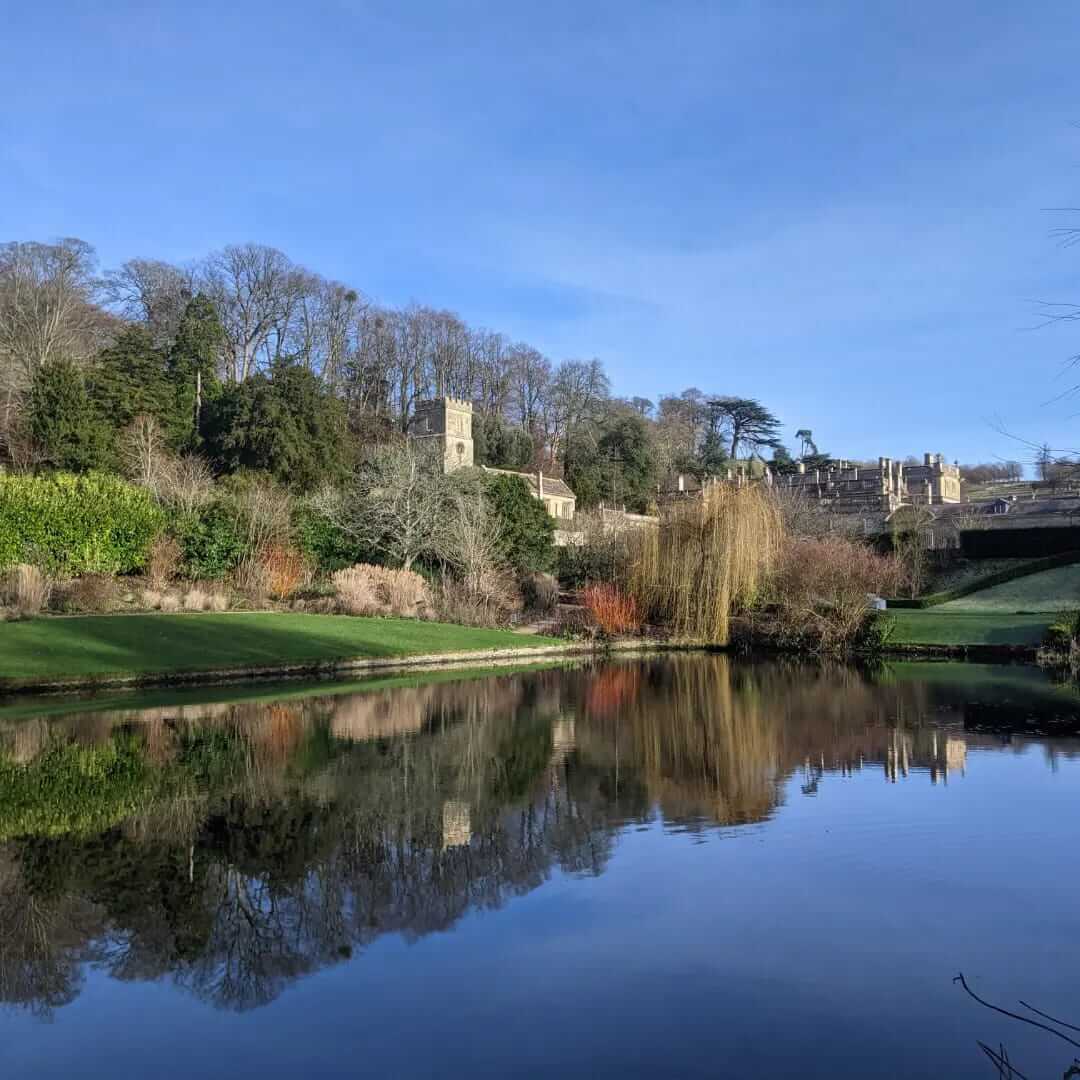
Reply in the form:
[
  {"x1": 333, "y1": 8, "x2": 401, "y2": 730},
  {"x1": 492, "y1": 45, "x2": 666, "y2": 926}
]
[
  {"x1": 331, "y1": 564, "x2": 432, "y2": 618},
  {"x1": 2, "y1": 564, "x2": 50, "y2": 620},
  {"x1": 625, "y1": 485, "x2": 783, "y2": 644}
]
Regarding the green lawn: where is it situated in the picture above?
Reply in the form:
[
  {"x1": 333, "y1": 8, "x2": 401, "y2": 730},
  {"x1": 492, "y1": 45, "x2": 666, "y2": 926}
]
[
  {"x1": 0, "y1": 613, "x2": 563, "y2": 687},
  {"x1": 937, "y1": 564, "x2": 1080, "y2": 613},
  {"x1": 886, "y1": 610, "x2": 1054, "y2": 647}
]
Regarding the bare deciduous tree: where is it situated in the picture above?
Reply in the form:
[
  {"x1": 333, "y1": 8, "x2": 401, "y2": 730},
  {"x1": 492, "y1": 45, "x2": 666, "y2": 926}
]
[
  {"x1": 313, "y1": 443, "x2": 451, "y2": 570},
  {"x1": 119, "y1": 414, "x2": 172, "y2": 489},
  {"x1": 103, "y1": 258, "x2": 193, "y2": 348},
  {"x1": 200, "y1": 244, "x2": 303, "y2": 381},
  {"x1": 0, "y1": 238, "x2": 113, "y2": 443}
]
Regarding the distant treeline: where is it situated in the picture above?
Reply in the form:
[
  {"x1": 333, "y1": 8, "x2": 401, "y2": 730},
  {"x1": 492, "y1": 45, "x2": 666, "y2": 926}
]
[{"x1": 0, "y1": 238, "x2": 825, "y2": 511}]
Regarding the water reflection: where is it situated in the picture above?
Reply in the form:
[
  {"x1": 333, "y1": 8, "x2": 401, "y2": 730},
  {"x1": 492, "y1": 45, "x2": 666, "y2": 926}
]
[{"x1": 0, "y1": 656, "x2": 1077, "y2": 1018}]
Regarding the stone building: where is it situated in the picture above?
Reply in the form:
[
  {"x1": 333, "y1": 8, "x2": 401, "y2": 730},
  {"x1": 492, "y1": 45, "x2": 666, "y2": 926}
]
[
  {"x1": 409, "y1": 397, "x2": 475, "y2": 473},
  {"x1": 408, "y1": 397, "x2": 577, "y2": 522},
  {"x1": 774, "y1": 453, "x2": 961, "y2": 514}
]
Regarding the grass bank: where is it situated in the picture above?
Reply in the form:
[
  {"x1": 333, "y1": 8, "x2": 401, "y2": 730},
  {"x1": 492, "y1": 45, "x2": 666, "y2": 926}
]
[
  {"x1": 0, "y1": 613, "x2": 566, "y2": 692},
  {"x1": 886, "y1": 610, "x2": 1053, "y2": 648}
]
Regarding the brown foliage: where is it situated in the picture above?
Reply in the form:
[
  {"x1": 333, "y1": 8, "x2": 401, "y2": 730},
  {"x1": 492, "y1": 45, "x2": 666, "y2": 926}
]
[
  {"x1": 521, "y1": 572, "x2": 559, "y2": 615},
  {"x1": 771, "y1": 536, "x2": 905, "y2": 653},
  {"x1": 145, "y1": 534, "x2": 181, "y2": 587},
  {"x1": 435, "y1": 572, "x2": 521, "y2": 628},
  {"x1": 50, "y1": 574, "x2": 117, "y2": 614}
]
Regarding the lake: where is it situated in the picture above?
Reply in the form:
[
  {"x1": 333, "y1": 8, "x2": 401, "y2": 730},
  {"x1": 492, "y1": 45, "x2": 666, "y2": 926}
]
[{"x1": 1, "y1": 655, "x2": 1079, "y2": 1079}]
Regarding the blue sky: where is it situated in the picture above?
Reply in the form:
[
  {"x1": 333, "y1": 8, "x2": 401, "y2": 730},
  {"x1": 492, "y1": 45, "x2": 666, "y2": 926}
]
[{"x1": 2, "y1": 1, "x2": 1079, "y2": 465}]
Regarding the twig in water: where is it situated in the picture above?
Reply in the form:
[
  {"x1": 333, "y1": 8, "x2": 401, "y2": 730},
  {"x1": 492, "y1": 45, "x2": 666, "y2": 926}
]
[
  {"x1": 1018, "y1": 1000, "x2": 1080, "y2": 1035},
  {"x1": 977, "y1": 1040, "x2": 1029, "y2": 1079},
  {"x1": 955, "y1": 973, "x2": 1080, "y2": 1050}
]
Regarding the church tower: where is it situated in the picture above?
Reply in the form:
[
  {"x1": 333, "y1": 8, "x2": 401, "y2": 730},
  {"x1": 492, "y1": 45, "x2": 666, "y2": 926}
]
[{"x1": 409, "y1": 397, "x2": 474, "y2": 473}]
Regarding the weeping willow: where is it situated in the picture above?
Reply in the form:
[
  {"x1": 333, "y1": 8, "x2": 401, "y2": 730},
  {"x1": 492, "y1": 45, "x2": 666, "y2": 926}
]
[{"x1": 625, "y1": 485, "x2": 784, "y2": 644}]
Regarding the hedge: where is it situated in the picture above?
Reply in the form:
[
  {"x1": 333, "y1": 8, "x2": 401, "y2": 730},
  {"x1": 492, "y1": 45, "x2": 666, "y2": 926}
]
[
  {"x1": 885, "y1": 549, "x2": 1080, "y2": 609},
  {"x1": 0, "y1": 471, "x2": 164, "y2": 575},
  {"x1": 960, "y1": 526, "x2": 1080, "y2": 558}
]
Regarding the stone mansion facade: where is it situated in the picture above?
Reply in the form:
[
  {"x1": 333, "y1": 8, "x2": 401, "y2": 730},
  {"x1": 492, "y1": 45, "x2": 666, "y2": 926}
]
[
  {"x1": 408, "y1": 397, "x2": 577, "y2": 522},
  {"x1": 776, "y1": 453, "x2": 962, "y2": 513},
  {"x1": 662, "y1": 453, "x2": 962, "y2": 517}
]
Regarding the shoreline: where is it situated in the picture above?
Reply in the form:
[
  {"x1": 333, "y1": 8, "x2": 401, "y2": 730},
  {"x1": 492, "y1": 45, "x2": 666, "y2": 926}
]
[{"x1": 0, "y1": 638, "x2": 709, "y2": 697}]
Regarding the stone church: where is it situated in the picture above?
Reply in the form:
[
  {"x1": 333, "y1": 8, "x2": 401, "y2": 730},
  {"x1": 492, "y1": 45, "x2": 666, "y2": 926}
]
[{"x1": 408, "y1": 397, "x2": 577, "y2": 522}]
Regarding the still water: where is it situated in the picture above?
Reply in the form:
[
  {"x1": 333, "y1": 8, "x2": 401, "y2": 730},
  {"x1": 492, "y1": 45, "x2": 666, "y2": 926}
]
[{"x1": 0, "y1": 655, "x2": 1078, "y2": 1079}]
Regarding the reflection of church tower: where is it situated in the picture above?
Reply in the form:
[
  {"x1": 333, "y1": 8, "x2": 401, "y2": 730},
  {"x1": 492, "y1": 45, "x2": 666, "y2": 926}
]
[
  {"x1": 409, "y1": 398, "x2": 474, "y2": 474},
  {"x1": 442, "y1": 799, "x2": 472, "y2": 849},
  {"x1": 945, "y1": 737, "x2": 967, "y2": 777},
  {"x1": 550, "y1": 718, "x2": 577, "y2": 766}
]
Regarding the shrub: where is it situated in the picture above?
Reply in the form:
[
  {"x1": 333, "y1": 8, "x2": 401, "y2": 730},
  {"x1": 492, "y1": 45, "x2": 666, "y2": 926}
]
[
  {"x1": 0, "y1": 471, "x2": 164, "y2": 576},
  {"x1": 145, "y1": 534, "x2": 182, "y2": 587},
  {"x1": 141, "y1": 588, "x2": 163, "y2": 610},
  {"x1": 232, "y1": 555, "x2": 271, "y2": 602},
  {"x1": 177, "y1": 502, "x2": 246, "y2": 579},
  {"x1": 555, "y1": 512, "x2": 625, "y2": 588},
  {"x1": 2, "y1": 564, "x2": 50, "y2": 619},
  {"x1": 434, "y1": 577, "x2": 510, "y2": 627},
  {"x1": 51, "y1": 574, "x2": 118, "y2": 614},
  {"x1": 159, "y1": 592, "x2": 181, "y2": 612},
  {"x1": 331, "y1": 564, "x2": 432, "y2": 618},
  {"x1": 582, "y1": 583, "x2": 642, "y2": 637},
  {"x1": 207, "y1": 591, "x2": 229, "y2": 612},
  {"x1": 261, "y1": 544, "x2": 312, "y2": 600},
  {"x1": 521, "y1": 571, "x2": 559, "y2": 614},
  {"x1": 293, "y1": 503, "x2": 368, "y2": 572},
  {"x1": 771, "y1": 535, "x2": 906, "y2": 654},
  {"x1": 484, "y1": 474, "x2": 555, "y2": 572}
]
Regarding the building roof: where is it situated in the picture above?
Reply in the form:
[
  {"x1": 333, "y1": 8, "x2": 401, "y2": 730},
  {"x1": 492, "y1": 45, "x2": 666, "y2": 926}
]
[
  {"x1": 481, "y1": 466, "x2": 576, "y2": 500},
  {"x1": 932, "y1": 497, "x2": 1080, "y2": 529}
]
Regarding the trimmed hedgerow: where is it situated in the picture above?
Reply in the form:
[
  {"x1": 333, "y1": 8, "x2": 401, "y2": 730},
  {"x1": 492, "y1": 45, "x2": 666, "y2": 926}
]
[{"x1": 0, "y1": 471, "x2": 164, "y2": 576}]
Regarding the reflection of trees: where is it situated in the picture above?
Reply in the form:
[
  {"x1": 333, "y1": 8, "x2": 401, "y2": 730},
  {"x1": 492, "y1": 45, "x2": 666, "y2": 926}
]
[{"x1": 1, "y1": 657, "x2": 1077, "y2": 1016}]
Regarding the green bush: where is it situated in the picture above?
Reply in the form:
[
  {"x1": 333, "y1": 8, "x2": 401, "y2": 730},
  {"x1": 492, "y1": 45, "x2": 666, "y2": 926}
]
[
  {"x1": 293, "y1": 504, "x2": 368, "y2": 572},
  {"x1": 485, "y1": 474, "x2": 555, "y2": 573},
  {"x1": 177, "y1": 502, "x2": 247, "y2": 579},
  {"x1": 0, "y1": 471, "x2": 163, "y2": 575}
]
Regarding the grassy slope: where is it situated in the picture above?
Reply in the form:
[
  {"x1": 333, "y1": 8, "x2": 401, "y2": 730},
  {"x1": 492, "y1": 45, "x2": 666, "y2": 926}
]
[
  {"x1": 0, "y1": 613, "x2": 562, "y2": 683},
  {"x1": 937, "y1": 564, "x2": 1080, "y2": 613},
  {"x1": 887, "y1": 611, "x2": 1053, "y2": 647}
]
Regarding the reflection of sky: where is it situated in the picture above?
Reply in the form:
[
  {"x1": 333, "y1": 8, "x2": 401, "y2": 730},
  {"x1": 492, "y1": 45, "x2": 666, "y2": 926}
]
[{"x1": 4, "y1": 746, "x2": 1078, "y2": 1079}]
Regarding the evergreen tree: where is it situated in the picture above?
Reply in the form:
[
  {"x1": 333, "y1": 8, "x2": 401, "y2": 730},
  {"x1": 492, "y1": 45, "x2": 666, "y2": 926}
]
[
  {"x1": 169, "y1": 294, "x2": 224, "y2": 449},
  {"x1": 564, "y1": 410, "x2": 656, "y2": 512},
  {"x1": 27, "y1": 360, "x2": 112, "y2": 471},
  {"x1": 484, "y1": 474, "x2": 555, "y2": 572},
  {"x1": 87, "y1": 326, "x2": 175, "y2": 437},
  {"x1": 201, "y1": 361, "x2": 349, "y2": 490},
  {"x1": 473, "y1": 412, "x2": 534, "y2": 470}
]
